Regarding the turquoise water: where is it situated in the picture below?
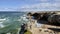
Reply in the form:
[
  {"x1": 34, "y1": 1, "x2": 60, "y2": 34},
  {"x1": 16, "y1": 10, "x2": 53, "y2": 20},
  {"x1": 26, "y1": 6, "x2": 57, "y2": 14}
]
[{"x1": 0, "y1": 12, "x2": 29, "y2": 33}]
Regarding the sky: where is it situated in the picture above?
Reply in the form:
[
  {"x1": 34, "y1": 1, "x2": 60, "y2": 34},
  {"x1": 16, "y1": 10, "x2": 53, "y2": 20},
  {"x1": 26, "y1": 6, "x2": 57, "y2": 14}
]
[{"x1": 0, "y1": 0, "x2": 60, "y2": 11}]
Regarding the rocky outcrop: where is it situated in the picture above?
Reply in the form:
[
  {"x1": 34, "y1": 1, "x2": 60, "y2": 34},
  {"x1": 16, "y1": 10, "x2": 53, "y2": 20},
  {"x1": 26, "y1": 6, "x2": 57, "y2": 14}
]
[{"x1": 27, "y1": 12, "x2": 60, "y2": 26}]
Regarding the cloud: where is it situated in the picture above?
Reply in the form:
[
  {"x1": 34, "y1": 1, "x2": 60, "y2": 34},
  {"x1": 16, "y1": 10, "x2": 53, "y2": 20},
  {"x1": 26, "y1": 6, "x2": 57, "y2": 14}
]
[
  {"x1": 18, "y1": 0, "x2": 60, "y2": 11},
  {"x1": 0, "y1": 8, "x2": 18, "y2": 11},
  {"x1": 41, "y1": 0, "x2": 60, "y2": 1},
  {"x1": 19, "y1": 2, "x2": 60, "y2": 11},
  {"x1": 25, "y1": 0, "x2": 60, "y2": 3},
  {"x1": 37, "y1": 0, "x2": 49, "y2": 1},
  {"x1": 24, "y1": 0, "x2": 46, "y2": 1},
  {"x1": 55, "y1": 0, "x2": 60, "y2": 1},
  {"x1": 0, "y1": 0, "x2": 60, "y2": 11}
]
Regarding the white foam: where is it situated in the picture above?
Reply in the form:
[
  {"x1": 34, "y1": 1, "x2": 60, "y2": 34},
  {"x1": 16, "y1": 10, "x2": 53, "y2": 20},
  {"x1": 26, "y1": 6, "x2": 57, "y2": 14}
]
[
  {"x1": 17, "y1": 19, "x2": 21, "y2": 21},
  {"x1": 0, "y1": 18, "x2": 6, "y2": 22},
  {"x1": 21, "y1": 15, "x2": 27, "y2": 20},
  {"x1": 0, "y1": 21, "x2": 5, "y2": 28},
  {"x1": 35, "y1": 23, "x2": 43, "y2": 28},
  {"x1": 19, "y1": 14, "x2": 29, "y2": 24},
  {"x1": 0, "y1": 23, "x2": 5, "y2": 28},
  {"x1": 7, "y1": 33, "x2": 11, "y2": 34}
]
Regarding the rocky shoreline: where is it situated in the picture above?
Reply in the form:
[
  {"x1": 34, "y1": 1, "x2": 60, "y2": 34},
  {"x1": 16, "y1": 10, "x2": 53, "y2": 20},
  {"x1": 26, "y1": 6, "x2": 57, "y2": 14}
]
[{"x1": 27, "y1": 11, "x2": 60, "y2": 34}]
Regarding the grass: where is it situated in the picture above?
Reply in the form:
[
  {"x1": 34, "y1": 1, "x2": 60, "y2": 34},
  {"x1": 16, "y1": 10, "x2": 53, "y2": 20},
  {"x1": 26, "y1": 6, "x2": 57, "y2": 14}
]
[{"x1": 24, "y1": 30, "x2": 32, "y2": 34}]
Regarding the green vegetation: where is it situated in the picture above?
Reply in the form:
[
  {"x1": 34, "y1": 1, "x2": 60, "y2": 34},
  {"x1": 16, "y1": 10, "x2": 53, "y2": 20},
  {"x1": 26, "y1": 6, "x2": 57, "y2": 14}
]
[{"x1": 24, "y1": 30, "x2": 32, "y2": 34}]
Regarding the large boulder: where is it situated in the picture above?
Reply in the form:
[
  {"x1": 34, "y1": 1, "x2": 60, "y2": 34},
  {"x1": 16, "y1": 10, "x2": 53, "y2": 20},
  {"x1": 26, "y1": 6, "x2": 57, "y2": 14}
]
[{"x1": 48, "y1": 14, "x2": 60, "y2": 23}]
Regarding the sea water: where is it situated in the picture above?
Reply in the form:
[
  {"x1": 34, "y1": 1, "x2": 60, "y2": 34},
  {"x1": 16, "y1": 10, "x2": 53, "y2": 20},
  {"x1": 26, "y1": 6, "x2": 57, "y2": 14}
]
[{"x1": 0, "y1": 12, "x2": 29, "y2": 33}]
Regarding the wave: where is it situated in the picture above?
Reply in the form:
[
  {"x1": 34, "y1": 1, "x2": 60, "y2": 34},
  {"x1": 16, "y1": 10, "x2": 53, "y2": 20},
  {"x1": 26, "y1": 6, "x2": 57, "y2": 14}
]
[
  {"x1": 0, "y1": 18, "x2": 6, "y2": 21},
  {"x1": 0, "y1": 12, "x2": 29, "y2": 33},
  {"x1": 17, "y1": 14, "x2": 29, "y2": 24}
]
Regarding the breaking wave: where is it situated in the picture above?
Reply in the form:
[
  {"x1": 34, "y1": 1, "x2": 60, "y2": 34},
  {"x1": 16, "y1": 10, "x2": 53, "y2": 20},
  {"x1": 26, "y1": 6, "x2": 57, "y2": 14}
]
[{"x1": 0, "y1": 12, "x2": 28, "y2": 30}]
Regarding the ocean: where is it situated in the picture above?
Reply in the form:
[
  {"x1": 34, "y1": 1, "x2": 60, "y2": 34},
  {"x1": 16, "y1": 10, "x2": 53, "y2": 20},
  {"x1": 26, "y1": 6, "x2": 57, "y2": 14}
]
[{"x1": 0, "y1": 12, "x2": 29, "y2": 33}]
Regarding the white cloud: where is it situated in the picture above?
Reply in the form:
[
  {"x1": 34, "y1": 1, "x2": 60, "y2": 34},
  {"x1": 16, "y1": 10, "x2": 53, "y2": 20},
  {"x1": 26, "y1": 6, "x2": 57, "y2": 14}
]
[
  {"x1": 39, "y1": 0, "x2": 49, "y2": 1},
  {"x1": 25, "y1": 0, "x2": 47, "y2": 1},
  {"x1": 55, "y1": 0, "x2": 60, "y2": 1},
  {"x1": 43, "y1": 0, "x2": 60, "y2": 1},
  {"x1": 19, "y1": 2, "x2": 60, "y2": 11},
  {"x1": 24, "y1": 0, "x2": 60, "y2": 2},
  {"x1": 0, "y1": 8, "x2": 18, "y2": 11},
  {"x1": 1, "y1": 0, "x2": 59, "y2": 11}
]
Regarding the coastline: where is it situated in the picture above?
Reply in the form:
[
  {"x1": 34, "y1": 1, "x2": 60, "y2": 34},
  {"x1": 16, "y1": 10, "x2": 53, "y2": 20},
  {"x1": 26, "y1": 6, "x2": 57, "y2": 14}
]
[
  {"x1": 27, "y1": 18, "x2": 60, "y2": 34},
  {"x1": 27, "y1": 12, "x2": 60, "y2": 34}
]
